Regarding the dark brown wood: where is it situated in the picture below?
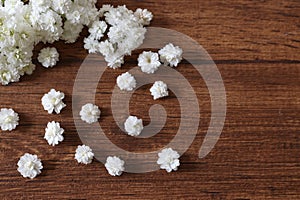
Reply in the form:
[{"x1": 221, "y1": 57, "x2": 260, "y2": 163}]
[{"x1": 0, "y1": 0, "x2": 299, "y2": 199}]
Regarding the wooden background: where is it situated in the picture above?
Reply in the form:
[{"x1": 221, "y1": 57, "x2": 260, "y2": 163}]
[{"x1": 0, "y1": 0, "x2": 299, "y2": 199}]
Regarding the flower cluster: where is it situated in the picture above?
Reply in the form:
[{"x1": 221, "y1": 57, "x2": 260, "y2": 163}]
[
  {"x1": 0, "y1": 0, "x2": 98, "y2": 85},
  {"x1": 84, "y1": 5, "x2": 153, "y2": 69}
]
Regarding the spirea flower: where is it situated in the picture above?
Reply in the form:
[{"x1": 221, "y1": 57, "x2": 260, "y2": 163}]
[
  {"x1": 0, "y1": 108, "x2": 19, "y2": 131},
  {"x1": 79, "y1": 103, "x2": 101, "y2": 124},
  {"x1": 158, "y1": 43, "x2": 183, "y2": 67},
  {"x1": 0, "y1": 0, "x2": 99, "y2": 85},
  {"x1": 105, "y1": 156, "x2": 125, "y2": 176},
  {"x1": 17, "y1": 153, "x2": 43, "y2": 179},
  {"x1": 44, "y1": 121, "x2": 64, "y2": 146},
  {"x1": 75, "y1": 145, "x2": 94, "y2": 164},
  {"x1": 124, "y1": 116, "x2": 143, "y2": 136},
  {"x1": 157, "y1": 148, "x2": 180, "y2": 172},
  {"x1": 134, "y1": 8, "x2": 153, "y2": 26},
  {"x1": 150, "y1": 81, "x2": 169, "y2": 100},
  {"x1": 38, "y1": 47, "x2": 59, "y2": 68},
  {"x1": 138, "y1": 51, "x2": 161, "y2": 74},
  {"x1": 41, "y1": 89, "x2": 66, "y2": 114},
  {"x1": 117, "y1": 72, "x2": 137, "y2": 91},
  {"x1": 84, "y1": 5, "x2": 152, "y2": 69}
]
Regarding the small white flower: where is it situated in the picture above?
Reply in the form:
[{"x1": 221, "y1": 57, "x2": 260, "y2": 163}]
[
  {"x1": 41, "y1": 89, "x2": 66, "y2": 114},
  {"x1": 158, "y1": 43, "x2": 183, "y2": 67},
  {"x1": 134, "y1": 8, "x2": 153, "y2": 25},
  {"x1": 44, "y1": 121, "x2": 64, "y2": 146},
  {"x1": 138, "y1": 51, "x2": 161, "y2": 74},
  {"x1": 88, "y1": 21, "x2": 107, "y2": 40},
  {"x1": 79, "y1": 103, "x2": 101, "y2": 124},
  {"x1": 17, "y1": 153, "x2": 43, "y2": 179},
  {"x1": 157, "y1": 148, "x2": 180, "y2": 172},
  {"x1": 75, "y1": 145, "x2": 94, "y2": 164},
  {"x1": 105, "y1": 156, "x2": 125, "y2": 176},
  {"x1": 117, "y1": 72, "x2": 136, "y2": 91},
  {"x1": 0, "y1": 108, "x2": 19, "y2": 131},
  {"x1": 124, "y1": 116, "x2": 143, "y2": 136},
  {"x1": 150, "y1": 81, "x2": 169, "y2": 100},
  {"x1": 38, "y1": 47, "x2": 59, "y2": 68}
]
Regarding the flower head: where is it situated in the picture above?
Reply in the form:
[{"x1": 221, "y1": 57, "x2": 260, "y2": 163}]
[
  {"x1": 41, "y1": 89, "x2": 66, "y2": 114},
  {"x1": 138, "y1": 51, "x2": 161, "y2": 74},
  {"x1": 134, "y1": 8, "x2": 153, "y2": 26},
  {"x1": 124, "y1": 116, "x2": 143, "y2": 136},
  {"x1": 0, "y1": 108, "x2": 19, "y2": 131},
  {"x1": 105, "y1": 156, "x2": 125, "y2": 176},
  {"x1": 79, "y1": 103, "x2": 101, "y2": 124},
  {"x1": 44, "y1": 121, "x2": 64, "y2": 146},
  {"x1": 150, "y1": 81, "x2": 169, "y2": 100},
  {"x1": 38, "y1": 47, "x2": 59, "y2": 68},
  {"x1": 117, "y1": 72, "x2": 137, "y2": 91},
  {"x1": 17, "y1": 153, "x2": 43, "y2": 179},
  {"x1": 157, "y1": 148, "x2": 180, "y2": 172},
  {"x1": 158, "y1": 43, "x2": 183, "y2": 67},
  {"x1": 75, "y1": 145, "x2": 94, "y2": 164}
]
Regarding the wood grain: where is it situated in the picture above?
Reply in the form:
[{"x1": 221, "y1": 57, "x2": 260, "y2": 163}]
[{"x1": 0, "y1": 0, "x2": 299, "y2": 199}]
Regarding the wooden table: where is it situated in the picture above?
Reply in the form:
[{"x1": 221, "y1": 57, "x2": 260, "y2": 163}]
[{"x1": 0, "y1": 0, "x2": 299, "y2": 199}]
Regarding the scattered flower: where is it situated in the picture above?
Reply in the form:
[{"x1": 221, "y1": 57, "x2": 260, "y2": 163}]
[
  {"x1": 157, "y1": 148, "x2": 180, "y2": 172},
  {"x1": 17, "y1": 153, "x2": 43, "y2": 179},
  {"x1": 150, "y1": 81, "x2": 169, "y2": 100},
  {"x1": 41, "y1": 89, "x2": 66, "y2": 114},
  {"x1": 38, "y1": 47, "x2": 59, "y2": 68},
  {"x1": 75, "y1": 145, "x2": 94, "y2": 164},
  {"x1": 158, "y1": 43, "x2": 183, "y2": 67},
  {"x1": 105, "y1": 156, "x2": 125, "y2": 176},
  {"x1": 44, "y1": 121, "x2": 64, "y2": 146},
  {"x1": 124, "y1": 116, "x2": 143, "y2": 136},
  {"x1": 0, "y1": 108, "x2": 19, "y2": 131},
  {"x1": 79, "y1": 103, "x2": 101, "y2": 124},
  {"x1": 117, "y1": 72, "x2": 137, "y2": 91},
  {"x1": 138, "y1": 51, "x2": 161, "y2": 74}
]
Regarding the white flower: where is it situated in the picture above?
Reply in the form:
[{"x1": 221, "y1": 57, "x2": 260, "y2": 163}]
[
  {"x1": 41, "y1": 89, "x2": 66, "y2": 114},
  {"x1": 79, "y1": 103, "x2": 101, "y2": 124},
  {"x1": 134, "y1": 8, "x2": 153, "y2": 25},
  {"x1": 38, "y1": 47, "x2": 59, "y2": 68},
  {"x1": 158, "y1": 43, "x2": 183, "y2": 67},
  {"x1": 88, "y1": 21, "x2": 107, "y2": 40},
  {"x1": 0, "y1": 0, "x2": 99, "y2": 85},
  {"x1": 124, "y1": 116, "x2": 143, "y2": 136},
  {"x1": 17, "y1": 153, "x2": 43, "y2": 179},
  {"x1": 105, "y1": 156, "x2": 125, "y2": 176},
  {"x1": 75, "y1": 145, "x2": 94, "y2": 164},
  {"x1": 150, "y1": 81, "x2": 169, "y2": 100},
  {"x1": 44, "y1": 121, "x2": 64, "y2": 146},
  {"x1": 117, "y1": 72, "x2": 136, "y2": 91},
  {"x1": 0, "y1": 108, "x2": 19, "y2": 131},
  {"x1": 157, "y1": 148, "x2": 180, "y2": 172},
  {"x1": 138, "y1": 51, "x2": 161, "y2": 74},
  {"x1": 84, "y1": 5, "x2": 152, "y2": 68},
  {"x1": 84, "y1": 37, "x2": 100, "y2": 54}
]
